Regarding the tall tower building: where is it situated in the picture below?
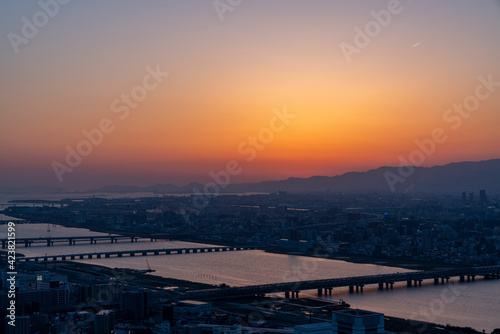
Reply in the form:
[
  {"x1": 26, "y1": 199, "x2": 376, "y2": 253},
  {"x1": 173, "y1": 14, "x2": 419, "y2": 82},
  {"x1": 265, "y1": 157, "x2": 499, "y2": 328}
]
[{"x1": 479, "y1": 190, "x2": 487, "y2": 205}]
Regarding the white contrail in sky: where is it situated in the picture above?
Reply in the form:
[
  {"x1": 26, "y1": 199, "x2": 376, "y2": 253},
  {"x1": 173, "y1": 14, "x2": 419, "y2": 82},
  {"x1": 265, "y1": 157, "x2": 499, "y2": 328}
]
[{"x1": 412, "y1": 42, "x2": 422, "y2": 48}]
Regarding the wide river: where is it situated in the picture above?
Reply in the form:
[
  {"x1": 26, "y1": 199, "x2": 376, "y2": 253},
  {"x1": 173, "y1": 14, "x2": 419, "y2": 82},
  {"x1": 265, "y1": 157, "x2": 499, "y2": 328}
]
[{"x1": 3, "y1": 223, "x2": 499, "y2": 332}]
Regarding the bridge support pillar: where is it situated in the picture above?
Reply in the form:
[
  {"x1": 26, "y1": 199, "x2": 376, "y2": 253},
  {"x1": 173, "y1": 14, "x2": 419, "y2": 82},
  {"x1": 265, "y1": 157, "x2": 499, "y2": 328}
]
[
  {"x1": 349, "y1": 285, "x2": 354, "y2": 293},
  {"x1": 434, "y1": 278, "x2": 439, "y2": 285},
  {"x1": 285, "y1": 291, "x2": 290, "y2": 299},
  {"x1": 328, "y1": 288, "x2": 333, "y2": 295},
  {"x1": 460, "y1": 275, "x2": 465, "y2": 282},
  {"x1": 417, "y1": 280, "x2": 422, "y2": 286},
  {"x1": 407, "y1": 280, "x2": 412, "y2": 287},
  {"x1": 379, "y1": 283, "x2": 384, "y2": 290},
  {"x1": 471, "y1": 275, "x2": 475, "y2": 281},
  {"x1": 317, "y1": 289, "x2": 322, "y2": 296}
]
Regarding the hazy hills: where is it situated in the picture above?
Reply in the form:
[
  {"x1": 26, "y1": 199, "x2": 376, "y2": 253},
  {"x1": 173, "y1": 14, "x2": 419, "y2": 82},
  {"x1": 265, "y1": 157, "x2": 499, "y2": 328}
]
[
  {"x1": 93, "y1": 158, "x2": 500, "y2": 195},
  {"x1": 2, "y1": 159, "x2": 499, "y2": 195},
  {"x1": 224, "y1": 159, "x2": 500, "y2": 194}
]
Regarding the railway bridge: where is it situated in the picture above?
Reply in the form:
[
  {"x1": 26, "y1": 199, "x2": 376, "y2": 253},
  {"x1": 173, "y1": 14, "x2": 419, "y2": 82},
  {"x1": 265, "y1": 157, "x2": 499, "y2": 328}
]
[
  {"x1": 1, "y1": 235, "x2": 156, "y2": 248},
  {"x1": 180, "y1": 265, "x2": 500, "y2": 300},
  {"x1": 16, "y1": 245, "x2": 259, "y2": 262}
]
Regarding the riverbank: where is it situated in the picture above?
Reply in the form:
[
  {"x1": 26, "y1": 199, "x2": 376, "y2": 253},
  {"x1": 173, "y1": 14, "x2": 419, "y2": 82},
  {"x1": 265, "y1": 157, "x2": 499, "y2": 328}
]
[
  {"x1": 18, "y1": 260, "x2": 217, "y2": 291},
  {"x1": 385, "y1": 315, "x2": 486, "y2": 334}
]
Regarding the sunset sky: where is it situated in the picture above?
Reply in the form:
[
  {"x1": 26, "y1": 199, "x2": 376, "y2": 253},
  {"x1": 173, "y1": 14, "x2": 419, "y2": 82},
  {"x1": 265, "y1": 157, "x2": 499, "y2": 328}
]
[{"x1": 1, "y1": 0, "x2": 499, "y2": 190}]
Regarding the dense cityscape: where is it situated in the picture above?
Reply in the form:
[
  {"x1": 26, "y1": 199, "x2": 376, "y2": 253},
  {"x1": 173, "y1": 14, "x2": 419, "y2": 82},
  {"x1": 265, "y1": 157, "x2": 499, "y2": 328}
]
[
  {"x1": 4, "y1": 190, "x2": 500, "y2": 266},
  {"x1": 1, "y1": 190, "x2": 500, "y2": 333}
]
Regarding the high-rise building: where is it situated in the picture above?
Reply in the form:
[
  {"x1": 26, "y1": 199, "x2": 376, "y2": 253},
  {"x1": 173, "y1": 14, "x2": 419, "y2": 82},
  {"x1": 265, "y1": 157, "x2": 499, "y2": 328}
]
[
  {"x1": 5, "y1": 315, "x2": 30, "y2": 334},
  {"x1": 332, "y1": 309, "x2": 384, "y2": 334},
  {"x1": 95, "y1": 310, "x2": 115, "y2": 334},
  {"x1": 479, "y1": 190, "x2": 487, "y2": 205},
  {"x1": 120, "y1": 290, "x2": 150, "y2": 320}
]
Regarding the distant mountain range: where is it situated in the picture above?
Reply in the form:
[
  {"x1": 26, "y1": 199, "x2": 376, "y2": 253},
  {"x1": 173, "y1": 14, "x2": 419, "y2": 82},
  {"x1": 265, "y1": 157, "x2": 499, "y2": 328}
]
[
  {"x1": 222, "y1": 159, "x2": 500, "y2": 194},
  {"x1": 2, "y1": 159, "x2": 500, "y2": 195},
  {"x1": 92, "y1": 158, "x2": 500, "y2": 194}
]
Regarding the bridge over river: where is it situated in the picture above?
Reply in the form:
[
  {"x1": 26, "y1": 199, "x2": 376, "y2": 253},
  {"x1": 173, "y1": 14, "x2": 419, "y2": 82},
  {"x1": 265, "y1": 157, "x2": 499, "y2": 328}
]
[
  {"x1": 1, "y1": 235, "x2": 158, "y2": 248},
  {"x1": 16, "y1": 245, "x2": 259, "y2": 262},
  {"x1": 179, "y1": 265, "x2": 500, "y2": 300}
]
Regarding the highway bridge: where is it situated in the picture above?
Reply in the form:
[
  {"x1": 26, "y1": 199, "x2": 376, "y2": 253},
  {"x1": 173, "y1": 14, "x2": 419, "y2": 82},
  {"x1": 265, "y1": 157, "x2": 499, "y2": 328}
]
[
  {"x1": 16, "y1": 245, "x2": 259, "y2": 262},
  {"x1": 1, "y1": 235, "x2": 157, "y2": 248},
  {"x1": 1, "y1": 232, "x2": 257, "y2": 249},
  {"x1": 180, "y1": 265, "x2": 500, "y2": 300}
]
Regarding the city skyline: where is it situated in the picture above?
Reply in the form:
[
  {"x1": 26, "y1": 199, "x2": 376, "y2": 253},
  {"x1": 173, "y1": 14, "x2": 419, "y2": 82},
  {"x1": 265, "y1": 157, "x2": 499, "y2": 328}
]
[{"x1": 1, "y1": 0, "x2": 499, "y2": 190}]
